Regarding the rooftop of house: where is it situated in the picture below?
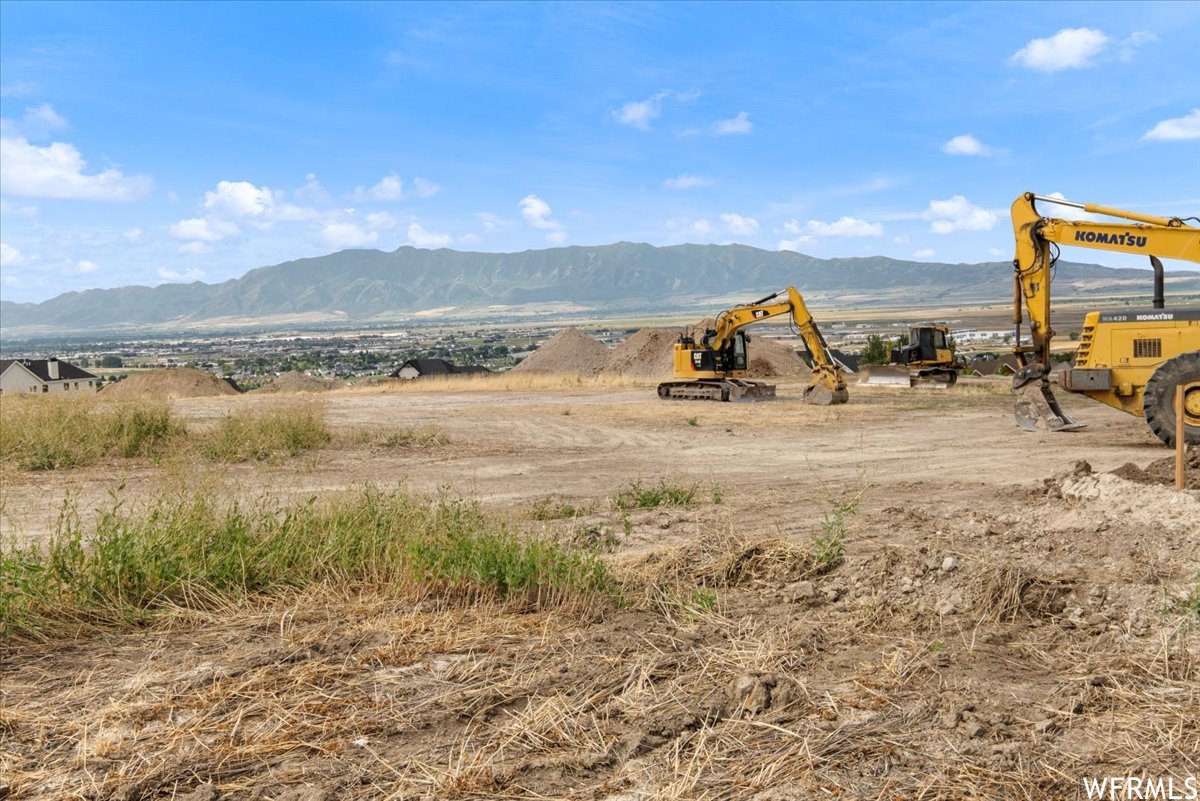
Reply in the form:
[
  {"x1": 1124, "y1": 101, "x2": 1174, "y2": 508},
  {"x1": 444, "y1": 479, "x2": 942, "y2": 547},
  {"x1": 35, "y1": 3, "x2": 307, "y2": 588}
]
[
  {"x1": 389, "y1": 358, "x2": 492, "y2": 378},
  {"x1": 0, "y1": 358, "x2": 98, "y2": 382}
]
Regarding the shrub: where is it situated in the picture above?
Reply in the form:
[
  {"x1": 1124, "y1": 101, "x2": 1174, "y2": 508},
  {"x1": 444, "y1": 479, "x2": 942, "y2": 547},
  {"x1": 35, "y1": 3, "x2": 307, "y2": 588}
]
[{"x1": 613, "y1": 479, "x2": 698, "y2": 510}]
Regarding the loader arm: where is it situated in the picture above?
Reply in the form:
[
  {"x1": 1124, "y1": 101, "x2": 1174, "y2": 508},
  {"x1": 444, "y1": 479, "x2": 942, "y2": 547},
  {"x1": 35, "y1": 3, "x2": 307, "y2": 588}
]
[{"x1": 1009, "y1": 192, "x2": 1200, "y2": 432}]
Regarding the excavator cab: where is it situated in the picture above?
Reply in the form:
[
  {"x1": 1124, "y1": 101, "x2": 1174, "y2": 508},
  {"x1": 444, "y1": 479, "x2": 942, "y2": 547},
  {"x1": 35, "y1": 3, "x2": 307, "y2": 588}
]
[{"x1": 687, "y1": 330, "x2": 748, "y2": 373}]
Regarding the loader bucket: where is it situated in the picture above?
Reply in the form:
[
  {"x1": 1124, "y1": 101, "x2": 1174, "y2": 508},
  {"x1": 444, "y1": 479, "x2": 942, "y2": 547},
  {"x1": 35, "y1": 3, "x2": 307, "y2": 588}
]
[
  {"x1": 1014, "y1": 380, "x2": 1086, "y2": 432},
  {"x1": 861, "y1": 366, "x2": 913, "y2": 387}
]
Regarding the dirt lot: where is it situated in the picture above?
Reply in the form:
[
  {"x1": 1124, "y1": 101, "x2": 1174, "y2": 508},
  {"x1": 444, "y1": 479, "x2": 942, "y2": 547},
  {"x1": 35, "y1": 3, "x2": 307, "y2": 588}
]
[{"x1": 3, "y1": 378, "x2": 1198, "y2": 800}]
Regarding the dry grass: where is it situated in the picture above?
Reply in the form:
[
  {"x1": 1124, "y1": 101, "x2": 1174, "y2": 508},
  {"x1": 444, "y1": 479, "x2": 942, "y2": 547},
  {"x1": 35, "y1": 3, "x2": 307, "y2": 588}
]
[
  {"x1": 343, "y1": 371, "x2": 651, "y2": 394},
  {"x1": 3, "y1": 520, "x2": 1199, "y2": 801},
  {"x1": 0, "y1": 394, "x2": 183, "y2": 469}
]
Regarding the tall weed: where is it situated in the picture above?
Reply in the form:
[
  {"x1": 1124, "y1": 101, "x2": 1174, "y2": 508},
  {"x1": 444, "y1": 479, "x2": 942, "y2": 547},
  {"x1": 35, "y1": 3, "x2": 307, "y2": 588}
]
[
  {"x1": 201, "y1": 401, "x2": 330, "y2": 462},
  {"x1": 1, "y1": 485, "x2": 615, "y2": 639},
  {"x1": 0, "y1": 396, "x2": 183, "y2": 470}
]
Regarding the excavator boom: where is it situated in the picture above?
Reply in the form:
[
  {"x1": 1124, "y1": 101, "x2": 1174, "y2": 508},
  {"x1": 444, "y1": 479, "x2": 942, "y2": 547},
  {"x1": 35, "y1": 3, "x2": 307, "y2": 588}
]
[{"x1": 658, "y1": 287, "x2": 849, "y2": 405}]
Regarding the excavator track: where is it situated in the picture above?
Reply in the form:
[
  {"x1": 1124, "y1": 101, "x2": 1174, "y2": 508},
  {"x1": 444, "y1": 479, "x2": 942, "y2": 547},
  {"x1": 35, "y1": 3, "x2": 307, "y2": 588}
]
[{"x1": 657, "y1": 379, "x2": 776, "y2": 402}]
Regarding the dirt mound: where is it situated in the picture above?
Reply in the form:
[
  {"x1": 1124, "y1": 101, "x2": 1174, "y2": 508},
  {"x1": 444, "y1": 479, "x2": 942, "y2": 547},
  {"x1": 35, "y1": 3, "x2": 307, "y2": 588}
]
[
  {"x1": 602, "y1": 322, "x2": 810, "y2": 380},
  {"x1": 510, "y1": 328, "x2": 611, "y2": 375},
  {"x1": 101, "y1": 368, "x2": 240, "y2": 400},
  {"x1": 1110, "y1": 447, "x2": 1199, "y2": 489},
  {"x1": 251, "y1": 371, "x2": 339, "y2": 394},
  {"x1": 746, "y1": 336, "x2": 810, "y2": 378},
  {"x1": 603, "y1": 327, "x2": 680, "y2": 378}
]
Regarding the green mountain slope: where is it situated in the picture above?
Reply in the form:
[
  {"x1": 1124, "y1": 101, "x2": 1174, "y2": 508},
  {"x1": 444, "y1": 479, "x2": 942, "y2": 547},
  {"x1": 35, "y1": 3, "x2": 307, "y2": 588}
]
[{"x1": 3, "y1": 243, "x2": 1195, "y2": 333}]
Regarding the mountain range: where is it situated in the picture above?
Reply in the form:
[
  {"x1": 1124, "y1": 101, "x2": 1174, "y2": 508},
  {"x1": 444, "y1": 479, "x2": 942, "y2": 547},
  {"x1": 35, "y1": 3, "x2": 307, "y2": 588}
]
[{"x1": 3, "y1": 242, "x2": 1196, "y2": 334}]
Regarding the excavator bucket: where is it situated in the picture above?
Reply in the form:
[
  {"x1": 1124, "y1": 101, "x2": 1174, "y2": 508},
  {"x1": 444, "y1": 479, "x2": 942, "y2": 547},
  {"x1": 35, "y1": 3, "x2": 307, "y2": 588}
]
[
  {"x1": 1014, "y1": 380, "x2": 1087, "y2": 432},
  {"x1": 861, "y1": 366, "x2": 914, "y2": 387}
]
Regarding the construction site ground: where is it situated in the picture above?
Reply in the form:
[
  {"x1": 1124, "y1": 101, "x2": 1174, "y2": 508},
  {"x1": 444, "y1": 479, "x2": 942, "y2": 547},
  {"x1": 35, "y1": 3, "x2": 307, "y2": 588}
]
[{"x1": 3, "y1": 379, "x2": 1198, "y2": 800}]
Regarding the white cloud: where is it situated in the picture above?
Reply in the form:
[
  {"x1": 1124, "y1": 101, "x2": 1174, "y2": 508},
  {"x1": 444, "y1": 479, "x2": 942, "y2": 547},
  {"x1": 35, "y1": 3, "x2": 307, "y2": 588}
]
[
  {"x1": 913, "y1": 248, "x2": 935, "y2": 259},
  {"x1": 203, "y1": 180, "x2": 275, "y2": 220},
  {"x1": 352, "y1": 172, "x2": 404, "y2": 202},
  {"x1": 123, "y1": 228, "x2": 143, "y2": 242},
  {"x1": 892, "y1": 235, "x2": 909, "y2": 244},
  {"x1": 924, "y1": 195, "x2": 997, "y2": 233},
  {"x1": 1143, "y1": 109, "x2": 1200, "y2": 142},
  {"x1": 179, "y1": 242, "x2": 210, "y2": 255},
  {"x1": 786, "y1": 216, "x2": 883, "y2": 237},
  {"x1": 0, "y1": 198, "x2": 38, "y2": 217},
  {"x1": 0, "y1": 103, "x2": 67, "y2": 139},
  {"x1": 1117, "y1": 31, "x2": 1156, "y2": 62},
  {"x1": 663, "y1": 173, "x2": 714, "y2": 190},
  {"x1": 367, "y1": 211, "x2": 398, "y2": 230},
  {"x1": 720, "y1": 213, "x2": 759, "y2": 236},
  {"x1": 295, "y1": 173, "x2": 332, "y2": 204},
  {"x1": 777, "y1": 238, "x2": 808, "y2": 252},
  {"x1": 406, "y1": 222, "x2": 453, "y2": 248},
  {"x1": 989, "y1": 248, "x2": 1004, "y2": 257},
  {"x1": 320, "y1": 221, "x2": 378, "y2": 248},
  {"x1": 476, "y1": 212, "x2": 509, "y2": 233},
  {"x1": 666, "y1": 216, "x2": 716, "y2": 237},
  {"x1": 1039, "y1": 192, "x2": 1100, "y2": 221},
  {"x1": 158, "y1": 267, "x2": 206, "y2": 281},
  {"x1": 612, "y1": 91, "x2": 669, "y2": 130},
  {"x1": 546, "y1": 230, "x2": 567, "y2": 245},
  {"x1": 75, "y1": 259, "x2": 99, "y2": 274},
  {"x1": 942, "y1": 134, "x2": 1000, "y2": 157},
  {"x1": 713, "y1": 111, "x2": 753, "y2": 135},
  {"x1": 412, "y1": 177, "x2": 440, "y2": 198},
  {"x1": 0, "y1": 136, "x2": 153, "y2": 200},
  {"x1": 24, "y1": 103, "x2": 67, "y2": 132},
  {"x1": 1010, "y1": 28, "x2": 1109, "y2": 72},
  {"x1": 459, "y1": 233, "x2": 482, "y2": 246},
  {"x1": 519, "y1": 194, "x2": 563, "y2": 231},
  {"x1": 0, "y1": 241, "x2": 24, "y2": 267},
  {"x1": 170, "y1": 217, "x2": 239, "y2": 242}
]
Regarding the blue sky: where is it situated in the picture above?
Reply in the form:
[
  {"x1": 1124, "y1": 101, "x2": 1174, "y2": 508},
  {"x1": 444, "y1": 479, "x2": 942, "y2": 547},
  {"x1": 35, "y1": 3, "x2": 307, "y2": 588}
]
[{"x1": 1, "y1": 1, "x2": 1197, "y2": 304}]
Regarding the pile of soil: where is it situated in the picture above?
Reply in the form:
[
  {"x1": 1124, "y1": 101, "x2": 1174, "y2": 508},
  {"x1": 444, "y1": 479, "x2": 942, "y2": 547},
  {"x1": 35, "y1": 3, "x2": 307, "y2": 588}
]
[
  {"x1": 250, "y1": 371, "x2": 339, "y2": 394},
  {"x1": 604, "y1": 327, "x2": 680, "y2": 378},
  {"x1": 1110, "y1": 447, "x2": 1199, "y2": 490},
  {"x1": 509, "y1": 328, "x2": 611, "y2": 375},
  {"x1": 745, "y1": 336, "x2": 811, "y2": 378},
  {"x1": 509, "y1": 320, "x2": 816, "y2": 381},
  {"x1": 101, "y1": 368, "x2": 240, "y2": 400}
]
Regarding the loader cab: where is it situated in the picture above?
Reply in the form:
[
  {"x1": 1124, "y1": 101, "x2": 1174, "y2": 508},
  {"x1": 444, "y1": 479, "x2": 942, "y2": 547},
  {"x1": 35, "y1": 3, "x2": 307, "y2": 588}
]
[{"x1": 893, "y1": 325, "x2": 949, "y2": 365}]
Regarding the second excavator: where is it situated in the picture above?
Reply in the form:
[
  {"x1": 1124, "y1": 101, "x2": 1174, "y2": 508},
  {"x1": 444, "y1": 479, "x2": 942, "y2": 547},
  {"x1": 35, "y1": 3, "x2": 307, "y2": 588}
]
[{"x1": 657, "y1": 286, "x2": 850, "y2": 404}]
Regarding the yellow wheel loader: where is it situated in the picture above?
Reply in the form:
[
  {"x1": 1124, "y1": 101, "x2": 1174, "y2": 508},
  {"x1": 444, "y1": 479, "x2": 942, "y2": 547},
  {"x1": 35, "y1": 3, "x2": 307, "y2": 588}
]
[
  {"x1": 657, "y1": 286, "x2": 849, "y2": 404},
  {"x1": 861, "y1": 324, "x2": 959, "y2": 388},
  {"x1": 1009, "y1": 192, "x2": 1200, "y2": 446}
]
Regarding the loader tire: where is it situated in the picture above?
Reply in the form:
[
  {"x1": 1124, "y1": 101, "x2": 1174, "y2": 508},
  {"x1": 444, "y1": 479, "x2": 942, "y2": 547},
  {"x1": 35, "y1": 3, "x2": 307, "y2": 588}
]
[{"x1": 1142, "y1": 351, "x2": 1200, "y2": 447}]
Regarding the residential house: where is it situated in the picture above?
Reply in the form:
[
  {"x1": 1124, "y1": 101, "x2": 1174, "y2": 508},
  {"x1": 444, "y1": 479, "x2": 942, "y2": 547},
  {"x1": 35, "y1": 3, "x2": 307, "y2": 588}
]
[
  {"x1": 389, "y1": 359, "x2": 491, "y2": 379},
  {"x1": 0, "y1": 358, "x2": 100, "y2": 395}
]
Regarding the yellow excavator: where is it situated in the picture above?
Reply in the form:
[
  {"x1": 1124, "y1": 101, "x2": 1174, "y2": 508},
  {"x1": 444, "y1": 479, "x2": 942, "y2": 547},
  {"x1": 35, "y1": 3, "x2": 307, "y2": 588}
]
[
  {"x1": 1010, "y1": 192, "x2": 1200, "y2": 445},
  {"x1": 861, "y1": 323, "x2": 959, "y2": 388},
  {"x1": 657, "y1": 286, "x2": 849, "y2": 404}
]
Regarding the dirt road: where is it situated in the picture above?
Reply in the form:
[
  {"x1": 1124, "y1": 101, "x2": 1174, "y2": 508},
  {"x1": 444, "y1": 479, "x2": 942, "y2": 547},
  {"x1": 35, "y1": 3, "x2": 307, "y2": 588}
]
[{"x1": 0, "y1": 379, "x2": 1173, "y2": 544}]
